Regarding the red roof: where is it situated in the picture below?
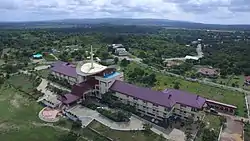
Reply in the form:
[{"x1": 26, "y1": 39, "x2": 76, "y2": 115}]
[
  {"x1": 58, "y1": 93, "x2": 81, "y2": 104},
  {"x1": 245, "y1": 76, "x2": 250, "y2": 81},
  {"x1": 198, "y1": 68, "x2": 219, "y2": 76},
  {"x1": 71, "y1": 78, "x2": 98, "y2": 97}
]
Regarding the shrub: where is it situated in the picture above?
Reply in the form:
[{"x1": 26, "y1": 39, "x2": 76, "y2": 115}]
[
  {"x1": 97, "y1": 108, "x2": 130, "y2": 122},
  {"x1": 85, "y1": 103, "x2": 98, "y2": 110}
]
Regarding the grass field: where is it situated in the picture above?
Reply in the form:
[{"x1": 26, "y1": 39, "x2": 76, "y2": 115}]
[
  {"x1": 0, "y1": 83, "x2": 69, "y2": 141},
  {"x1": 37, "y1": 69, "x2": 50, "y2": 78},
  {"x1": 7, "y1": 74, "x2": 37, "y2": 93},
  {"x1": 0, "y1": 82, "x2": 112, "y2": 141},
  {"x1": 126, "y1": 63, "x2": 247, "y2": 117},
  {"x1": 214, "y1": 75, "x2": 245, "y2": 88},
  {"x1": 44, "y1": 54, "x2": 57, "y2": 61},
  {"x1": 154, "y1": 74, "x2": 246, "y2": 117},
  {"x1": 88, "y1": 120, "x2": 166, "y2": 141}
]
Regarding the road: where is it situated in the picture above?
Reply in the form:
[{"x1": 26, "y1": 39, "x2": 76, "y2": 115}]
[{"x1": 164, "y1": 44, "x2": 204, "y2": 62}]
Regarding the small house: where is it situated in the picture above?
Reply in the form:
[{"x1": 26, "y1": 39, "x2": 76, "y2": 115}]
[
  {"x1": 197, "y1": 67, "x2": 220, "y2": 78},
  {"x1": 245, "y1": 76, "x2": 250, "y2": 85}
]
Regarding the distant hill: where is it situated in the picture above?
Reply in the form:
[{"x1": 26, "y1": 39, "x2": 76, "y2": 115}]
[{"x1": 0, "y1": 18, "x2": 250, "y2": 30}]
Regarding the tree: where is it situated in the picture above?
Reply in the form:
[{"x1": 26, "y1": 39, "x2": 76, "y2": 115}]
[
  {"x1": 202, "y1": 128, "x2": 217, "y2": 141},
  {"x1": 114, "y1": 57, "x2": 119, "y2": 64},
  {"x1": 143, "y1": 123, "x2": 152, "y2": 134},
  {"x1": 173, "y1": 81, "x2": 180, "y2": 89},
  {"x1": 120, "y1": 58, "x2": 130, "y2": 67},
  {"x1": 158, "y1": 134, "x2": 165, "y2": 141}
]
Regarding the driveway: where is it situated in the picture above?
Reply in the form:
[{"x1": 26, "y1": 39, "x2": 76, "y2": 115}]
[{"x1": 67, "y1": 105, "x2": 144, "y2": 131}]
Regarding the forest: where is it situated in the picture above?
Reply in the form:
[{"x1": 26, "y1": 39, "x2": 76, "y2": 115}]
[{"x1": 0, "y1": 25, "x2": 250, "y2": 77}]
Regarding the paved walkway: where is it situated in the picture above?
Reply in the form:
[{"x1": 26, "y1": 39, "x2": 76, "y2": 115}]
[
  {"x1": 67, "y1": 105, "x2": 144, "y2": 131},
  {"x1": 34, "y1": 65, "x2": 50, "y2": 71}
]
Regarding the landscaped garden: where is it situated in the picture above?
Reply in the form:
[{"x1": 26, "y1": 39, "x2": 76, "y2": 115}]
[
  {"x1": 96, "y1": 108, "x2": 131, "y2": 122},
  {"x1": 37, "y1": 69, "x2": 50, "y2": 78},
  {"x1": 195, "y1": 114, "x2": 222, "y2": 141}
]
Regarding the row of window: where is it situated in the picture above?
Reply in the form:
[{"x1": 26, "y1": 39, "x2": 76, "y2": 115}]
[{"x1": 125, "y1": 95, "x2": 170, "y2": 111}]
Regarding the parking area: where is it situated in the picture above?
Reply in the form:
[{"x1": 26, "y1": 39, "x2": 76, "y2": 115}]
[{"x1": 220, "y1": 117, "x2": 244, "y2": 141}]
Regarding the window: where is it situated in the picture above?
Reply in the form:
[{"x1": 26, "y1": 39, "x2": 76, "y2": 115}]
[
  {"x1": 180, "y1": 104, "x2": 186, "y2": 108},
  {"x1": 191, "y1": 108, "x2": 197, "y2": 112},
  {"x1": 153, "y1": 104, "x2": 158, "y2": 107}
]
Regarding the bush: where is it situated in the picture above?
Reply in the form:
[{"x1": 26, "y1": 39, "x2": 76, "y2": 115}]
[
  {"x1": 97, "y1": 108, "x2": 130, "y2": 122},
  {"x1": 85, "y1": 103, "x2": 98, "y2": 110}
]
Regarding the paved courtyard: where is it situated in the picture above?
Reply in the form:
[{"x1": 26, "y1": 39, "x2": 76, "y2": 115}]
[{"x1": 67, "y1": 105, "x2": 144, "y2": 130}]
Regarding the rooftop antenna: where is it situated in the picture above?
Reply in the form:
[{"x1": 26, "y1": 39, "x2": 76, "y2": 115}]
[{"x1": 90, "y1": 45, "x2": 94, "y2": 69}]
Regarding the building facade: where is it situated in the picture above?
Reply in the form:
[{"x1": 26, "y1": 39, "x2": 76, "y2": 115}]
[{"x1": 110, "y1": 81, "x2": 206, "y2": 122}]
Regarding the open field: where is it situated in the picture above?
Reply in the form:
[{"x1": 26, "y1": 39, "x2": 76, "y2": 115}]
[
  {"x1": 0, "y1": 82, "x2": 112, "y2": 141},
  {"x1": 0, "y1": 83, "x2": 68, "y2": 141},
  {"x1": 88, "y1": 120, "x2": 166, "y2": 141},
  {"x1": 214, "y1": 75, "x2": 245, "y2": 88},
  {"x1": 7, "y1": 74, "x2": 37, "y2": 93},
  {"x1": 155, "y1": 74, "x2": 246, "y2": 117}
]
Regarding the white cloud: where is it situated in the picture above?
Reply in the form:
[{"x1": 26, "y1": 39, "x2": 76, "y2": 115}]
[{"x1": 0, "y1": 0, "x2": 249, "y2": 24}]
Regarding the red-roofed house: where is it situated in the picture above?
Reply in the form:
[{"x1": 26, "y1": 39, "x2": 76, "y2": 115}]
[
  {"x1": 197, "y1": 67, "x2": 220, "y2": 78},
  {"x1": 245, "y1": 76, "x2": 250, "y2": 85}
]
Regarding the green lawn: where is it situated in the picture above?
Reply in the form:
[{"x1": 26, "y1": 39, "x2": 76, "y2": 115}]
[
  {"x1": 37, "y1": 69, "x2": 50, "y2": 78},
  {"x1": 44, "y1": 54, "x2": 57, "y2": 61},
  {"x1": 7, "y1": 74, "x2": 36, "y2": 93},
  {"x1": 126, "y1": 62, "x2": 247, "y2": 117},
  {"x1": 88, "y1": 120, "x2": 166, "y2": 141},
  {"x1": 154, "y1": 74, "x2": 246, "y2": 117},
  {"x1": 214, "y1": 75, "x2": 245, "y2": 88},
  {"x1": 195, "y1": 114, "x2": 221, "y2": 141},
  {"x1": 0, "y1": 83, "x2": 69, "y2": 141},
  {"x1": 0, "y1": 83, "x2": 116, "y2": 141}
]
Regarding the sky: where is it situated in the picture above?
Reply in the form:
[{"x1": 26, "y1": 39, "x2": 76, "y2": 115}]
[{"x1": 0, "y1": 0, "x2": 249, "y2": 24}]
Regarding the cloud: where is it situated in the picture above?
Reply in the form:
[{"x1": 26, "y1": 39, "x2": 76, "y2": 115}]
[{"x1": 0, "y1": 0, "x2": 249, "y2": 24}]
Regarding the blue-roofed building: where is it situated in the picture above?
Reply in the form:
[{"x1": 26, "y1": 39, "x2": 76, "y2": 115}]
[{"x1": 32, "y1": 53, "x2": 43, "y2": 59}]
